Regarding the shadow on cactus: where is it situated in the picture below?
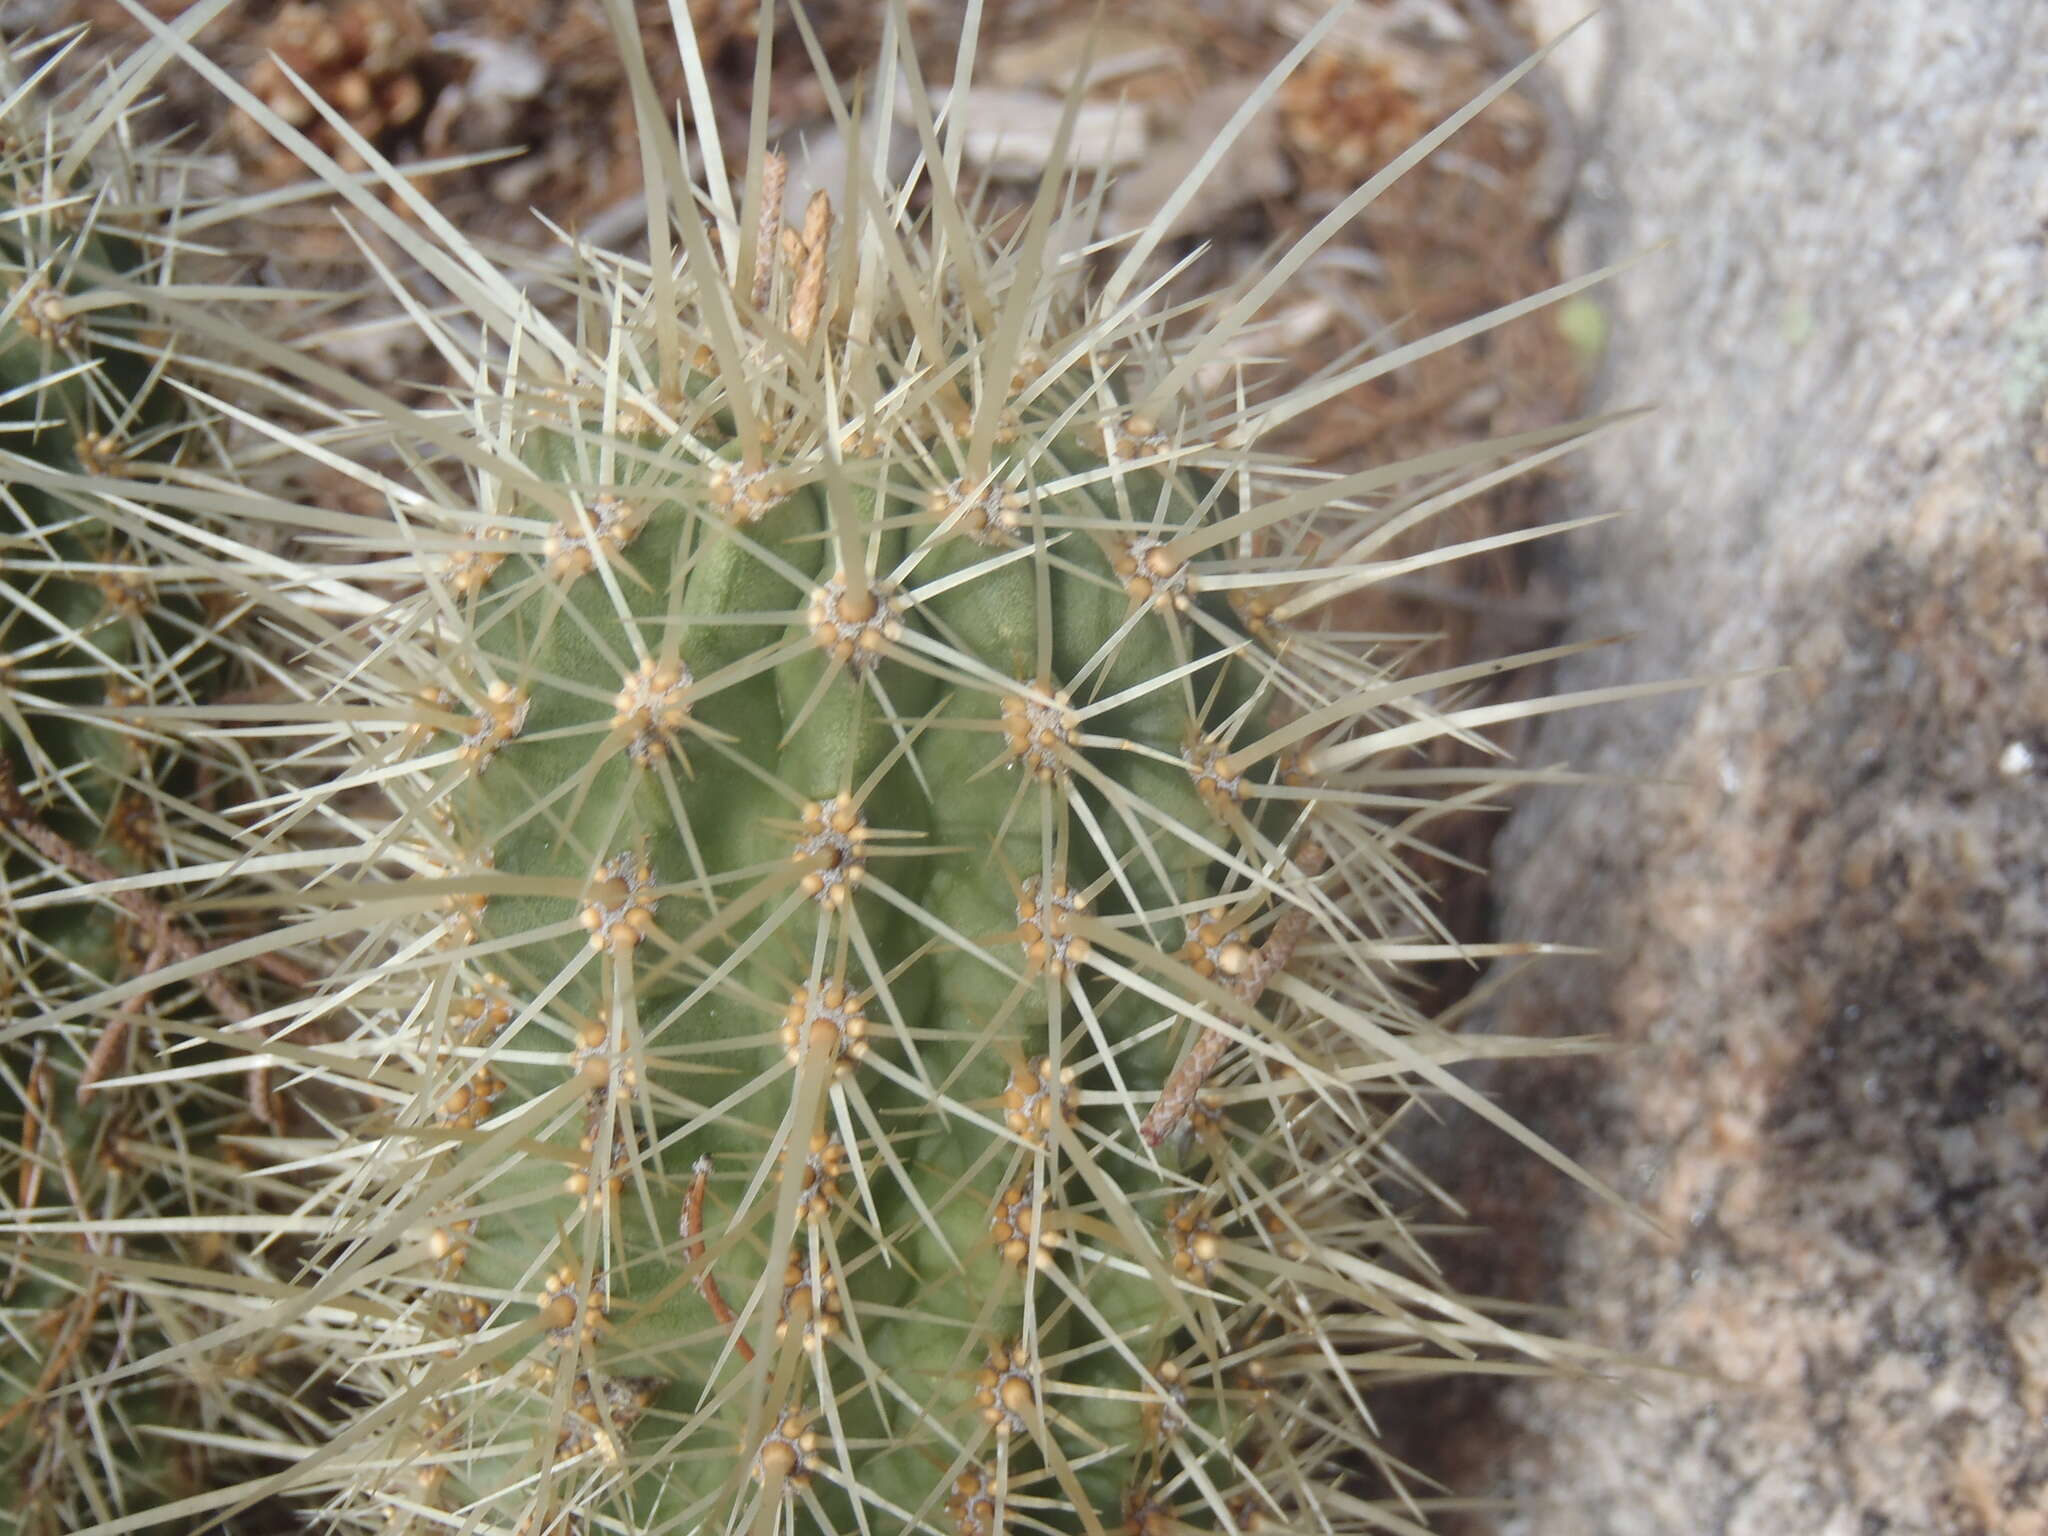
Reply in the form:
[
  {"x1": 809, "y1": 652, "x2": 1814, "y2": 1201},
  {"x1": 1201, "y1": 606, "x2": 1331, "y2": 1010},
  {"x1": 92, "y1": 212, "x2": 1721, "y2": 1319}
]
[{"x1": 70, "y1": 2, "x2": 1702, "y2": 1533}]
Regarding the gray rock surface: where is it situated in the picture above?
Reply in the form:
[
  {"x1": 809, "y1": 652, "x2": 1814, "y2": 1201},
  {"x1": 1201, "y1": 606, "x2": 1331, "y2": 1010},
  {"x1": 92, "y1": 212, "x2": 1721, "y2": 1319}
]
[{"x1": 1401, "y1": 3, "x2": 2048, "y2": 1532}]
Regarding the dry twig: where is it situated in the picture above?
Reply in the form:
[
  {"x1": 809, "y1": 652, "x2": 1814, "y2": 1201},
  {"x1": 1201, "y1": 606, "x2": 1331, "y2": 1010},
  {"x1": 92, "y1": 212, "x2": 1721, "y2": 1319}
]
[
  {"x1": 1141, "y1": 840, "x2": 1333, "y2": 1147},
  {"x1": 679, "y1": 1155, "x2": 756, "y2": 1362}
]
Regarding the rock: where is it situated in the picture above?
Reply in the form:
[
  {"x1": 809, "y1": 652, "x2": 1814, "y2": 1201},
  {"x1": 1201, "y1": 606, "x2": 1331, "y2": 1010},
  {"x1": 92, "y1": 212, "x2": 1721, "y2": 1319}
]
[
  {"x1": 1393, "y1": 4, "x2": 2048, "y2": 1533},
  {"x1": 917, "y1": 86, "x2": 1149, "y2": 179},
  {"x1": 1104, "y1": 76, "x2": 1292, "y2": 242}
]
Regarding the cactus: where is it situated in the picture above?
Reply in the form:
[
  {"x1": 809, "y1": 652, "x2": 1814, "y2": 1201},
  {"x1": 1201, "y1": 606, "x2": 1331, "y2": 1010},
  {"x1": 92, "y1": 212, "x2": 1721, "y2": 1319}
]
[
  {"x1": 0, "y1": 37, "x2": 332, "y2": 1534},
  {"x1": 0, "y1": 41, "x2": 198, "y2": 986},
  {"x1": 25, "y1": 4, "x2": 1700, "y2": 1533}
]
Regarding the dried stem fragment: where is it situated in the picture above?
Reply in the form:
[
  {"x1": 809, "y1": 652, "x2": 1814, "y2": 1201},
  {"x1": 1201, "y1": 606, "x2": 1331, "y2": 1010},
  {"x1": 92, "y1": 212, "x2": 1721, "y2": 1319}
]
[
  {"x1": 680, "y1": 1156, "x2": 756, "y2": 1362},
  {"x1": 1140, "y1": 841, "x2": 1331, "y2": 1147}
]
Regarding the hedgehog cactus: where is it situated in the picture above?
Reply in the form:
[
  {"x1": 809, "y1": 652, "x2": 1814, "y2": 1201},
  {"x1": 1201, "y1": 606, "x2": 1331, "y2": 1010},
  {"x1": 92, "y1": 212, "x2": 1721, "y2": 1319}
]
[
  {"x1": 0, "y1": 41, "x2": 204, "y2": 987},
  {"x1": 0, "y1": 37, "x2": 298, "y2": 1532},
  {"x1": 41, "y1": 4, "x2": 1672, "y2": 1533},
  {"x1": 420, "y1": 229, "x2": 1336, "y2": 1527}
]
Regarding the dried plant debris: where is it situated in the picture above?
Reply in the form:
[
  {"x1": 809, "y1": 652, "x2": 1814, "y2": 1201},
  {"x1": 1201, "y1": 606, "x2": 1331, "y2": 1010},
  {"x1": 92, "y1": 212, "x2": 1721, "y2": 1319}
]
[{"x1": 234, "y1": 0, "x2": 439, "y2": 175}]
